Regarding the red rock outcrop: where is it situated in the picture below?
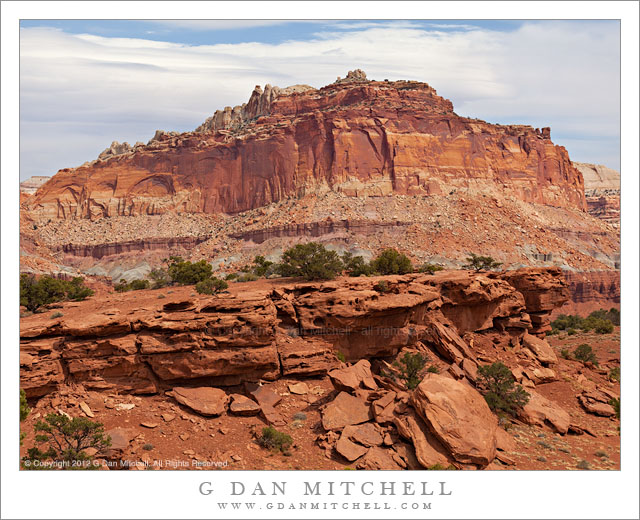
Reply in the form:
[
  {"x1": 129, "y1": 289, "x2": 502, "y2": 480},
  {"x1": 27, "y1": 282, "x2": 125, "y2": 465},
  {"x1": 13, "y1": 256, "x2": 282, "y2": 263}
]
[
  {"x1": 574, "y1": 162, "x2": 620, "y2": 227},
  {"x1": 26, "y1": 71, "x2": 586, "y2": 220},
  {"x1": 20, "y1": 268, "x2": 568, "y2": 398}
]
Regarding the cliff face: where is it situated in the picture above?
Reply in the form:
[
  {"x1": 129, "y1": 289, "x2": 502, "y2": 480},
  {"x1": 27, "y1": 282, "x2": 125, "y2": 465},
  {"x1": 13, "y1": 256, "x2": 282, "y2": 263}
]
[
  {"x1": 574, "y1": 162, "x2": 620, "y2": 227},
  {"x1": 554, "y1": 270, "x2": 620, "y2": 317},
  {"x1": 20, "y1": 268, "x2": 568, "y2": 397},
  {"x1": 26, "y1": 71, "x2": 586, "y2": 220}
]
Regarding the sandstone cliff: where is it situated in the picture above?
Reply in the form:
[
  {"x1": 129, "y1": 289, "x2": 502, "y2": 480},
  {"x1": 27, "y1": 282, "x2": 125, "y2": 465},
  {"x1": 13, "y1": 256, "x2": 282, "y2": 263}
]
[
  {"x1": 20, "y1": 268, "x2": 568, "y2": 398},
  {"x1": 574, "y1": 162, "x2": 620, "y2": 227},
  {"x1": 26, "y1": 71, "x2": 586, "y2": 220}
]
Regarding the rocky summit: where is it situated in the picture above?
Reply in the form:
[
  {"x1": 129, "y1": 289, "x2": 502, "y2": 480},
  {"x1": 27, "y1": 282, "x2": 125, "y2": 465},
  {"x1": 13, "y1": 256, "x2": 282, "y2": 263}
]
[
  {"x1": 28, "y1": 70, "x2": 585, "y2": 219},
  {"x1": 19, "y1": 71, "x2": 620, "y2": 471}
]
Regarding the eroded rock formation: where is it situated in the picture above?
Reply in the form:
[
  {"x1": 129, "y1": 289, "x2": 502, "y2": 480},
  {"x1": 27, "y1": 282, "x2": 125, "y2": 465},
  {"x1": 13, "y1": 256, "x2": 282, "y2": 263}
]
[
  {"x1": 26, "y1": 71, "x2": 586, "y2": 220},
  {"x1": 574, "y1": 162, "x2": 620, "y2": 227},
  {"x1": 20, "y1": 268, "x2": 568, "y2": 398}
]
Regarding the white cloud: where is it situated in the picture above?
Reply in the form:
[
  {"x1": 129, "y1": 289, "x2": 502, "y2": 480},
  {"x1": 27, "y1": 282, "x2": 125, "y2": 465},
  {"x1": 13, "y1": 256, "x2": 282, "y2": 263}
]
[{"x1": 19, "y1": 21, "x2": 620, "y2": 180}]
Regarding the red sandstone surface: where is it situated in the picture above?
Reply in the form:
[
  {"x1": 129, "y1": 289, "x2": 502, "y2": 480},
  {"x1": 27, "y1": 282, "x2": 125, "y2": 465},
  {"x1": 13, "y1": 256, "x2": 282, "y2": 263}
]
[{"x1": 19, "y1": 269, "x2": 620, "y2": 471}]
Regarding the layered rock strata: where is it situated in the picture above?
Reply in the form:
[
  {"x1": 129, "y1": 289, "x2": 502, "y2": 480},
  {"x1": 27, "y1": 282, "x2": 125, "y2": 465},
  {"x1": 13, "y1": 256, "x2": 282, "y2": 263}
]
[
  {"x1": 20, "y1": 268, "x2": 568, "y2": 398},
  {"x1": 26, "y1": 71, "x2": 586, "y2": 220}
]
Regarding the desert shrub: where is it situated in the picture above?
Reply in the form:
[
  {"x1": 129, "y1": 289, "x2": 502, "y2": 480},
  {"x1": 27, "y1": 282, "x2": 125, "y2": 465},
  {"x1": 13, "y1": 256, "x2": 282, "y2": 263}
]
[
  {"x1": 167, "y1": 257, "x2": 213, "y2": 285},
  {"x1": 418, "y1": 263, "x2": 444, "y2": 275},
  {"x1": 341, "y1": 252, "x2": 374, "y2": 277},
  {"x1": 567, "y1": 328, "x2": 577, "y2": 336},
  {"x1": 20, "y1": 274, "x2": 93, "y2": 312},
  {"x1": 224, "y1": 273, "x2": 239, "y2": 281},
  {"x1": 276, "y1": 242, "x2": 343, "y2": 281},
  {"x1": 157, "y1": 294, "x2": 166, "y2": 299},
  {"x1": 65, "y1": 277, "x2": 94, "y2": 301},
  {"x1": 23, "y1": 413, "x2": 111, "y2": 470},
  {"x1": 608, "y1": 366, "x2": 620, "y2": 382},
  {"x1": 426, "y1": 463, "x2": 457, "y2": 470},
  {"x1": 573, "y1": 344, "x2": 598, "y2": 365},
  {"x1": 20, "y1": 390, "x2": 30, "y2": 445},
  {"x1": 251, "y1": 255, "x2": 274, "y2": 277},
  {"x1": 477, "y1": 362, "x2": 530, "y2": 416},
  {"x1": 335, "y1": 351, "x2": 346, "y2": 363},
  {"x1": 143, "y1": 443, "x2": 154, "y2": 451},
  {"x1": 552, "y1": 310, "x2": 617, "y2": 334},
  {"x1": 393, "y1": 352, "x2": 428, "y2": 390},
  {"x1": 258, "y1": 426, "x2": 292, "y2": 453},
  {"x1": 463, "y1": 253, "x2": 502, "y2": 272},
  {"x1": 577, "y1": 460, "x2": 591, "y2": 470},
  {"x1": 609, "y1": 397, "x2": 620, "y2": 419},
  {"x1": 149, "y1": 268, "x2": 170, "y2": 289},
  {"x1": 114, "y1": 279, "x2": 150, "y2": 292},
  {"x1": 50, "y1": 311, "x2": 63, "y2": 319},
  {"x1": 370, "y1": 248, "x2": 413, "y2": 275},
  {"x1": 236, "y1": 273, "x2": 259, "y2": 283},
  {"x1": 20, "y1": 390, "x2": 30, "y2": 422},
  {"x1": 426, "y1": 365, "x2": 439, "y2": 374},
  {"x1": 560, "y1": 349, "x2": 572, "y2": 360},
  {"x1": 195, "y1": 277, "x2": 228, "y2": 295},
  {"x1": 373, "y1": 280, "x2": 390, "y2": 293}
]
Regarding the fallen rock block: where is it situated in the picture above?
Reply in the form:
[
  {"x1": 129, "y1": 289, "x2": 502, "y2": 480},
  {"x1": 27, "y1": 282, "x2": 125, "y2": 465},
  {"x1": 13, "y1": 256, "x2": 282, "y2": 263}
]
[
  {"x1": 169, "y1": 386, "x2": 228, "y2": 416},
  {"x1": 321, "y1": 391, "x2": 372, "y2": 431},
  {"x1": 411, "y1": 373, "x2": 498, "y2": 466},
  {"x1": 229, "y1": 394, "x2": 261, "y2": 416},
  {"x1": 371, "y1": 391, "x2": 397, "y2": 424},
  {"x1": 522, "y1": 333, "x2": 557, "y2": 365},
  {"x1": 349, "y1": 422, "x2": 384, "y2": 447},
  {"x1": 246, "y1": 383, "x2": 282, "y2": 408},
  {"x1": 518, "y1": 390, "x2": 570, "y2": 434},
  {"x1": 328, "y1": 359, "x2": 377, "y2": 393},
  {"x1": 336, "y1": 426, "x2": 369, "y2": 461},
  {"x1": 394, "y1": 410, "x2": 452, "y2": 468},
  {"x1": 355, "y1": 447, "x2": 403, "y2": 470},
  {"x1": 578, "y1": 395, "x2": 616, "y2": 417}
]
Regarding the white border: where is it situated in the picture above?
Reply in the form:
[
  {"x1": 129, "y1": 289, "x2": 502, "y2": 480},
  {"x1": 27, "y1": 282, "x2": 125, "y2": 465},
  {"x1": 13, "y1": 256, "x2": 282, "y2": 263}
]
[{"x1": 2, "y1": 2, "x2": 638, "y2": 519}]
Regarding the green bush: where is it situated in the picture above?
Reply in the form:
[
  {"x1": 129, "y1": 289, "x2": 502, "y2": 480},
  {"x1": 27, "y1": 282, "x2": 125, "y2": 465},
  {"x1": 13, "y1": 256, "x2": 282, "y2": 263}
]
[
  {"x1": 236, "y1": 273, "x2": 259, "y2": 283},
  {"x1": 463, "y1": 253, "x2": 502, "y2": 272},
  {"x1": 276, "y1": 242, "x2": 343, "y2": 281},
  {"x1": 426, "y1": 365, "x2": 439, "y2": 374},
  {"x1": 551, "y1": 310, "x2": 617, "y2": 334},
  {"x1": 167, "y1": 257, "x2": 213, "y2": 285},
  {"x1": 149, "y1": 268, "x2": 170, "y2": 289},
  {"x1": 609, "y1": 366, "x2": 620, "y2": 382},
  {"x1": 23, "y1": 413, "x2": 111, "y2": 470},
  {"x1": 258, "y1": 426, "x2": 293, "y2": 453},
  {"x1": 50, "y1": 311, "x2": 63, "y2": 319},
  {"x1": 335, "y1": 351, "x2": 346, "y2": 363},
  {"x1": 418, "y1": 263, "x2": 444, "y2": 275},
  {"x1": 373, "y1": 280, "x2": 390, "y2": 293},
  {"x1": 477, "y1": 362, "x2": 530, "y2": 416},
  {"x1": 393, "y1": 352, "x2": 428, "y2": 390},
  {"x1": 251, "y1": 255, "x2": 274, "y2": 277},
  {"x1": 426, "y1": 463, "x2": 457, "y2": 470},
  {"x1": 224, "y1": 273, "x2": 239, "y2": 281},
  {"x1": 195, "y1": 277, "x2": 228, "y2": 295},
  {"x1": 609, "y1": 397, "x2": 620, "y2": 419},
  {"x1": 560, "y1": 349, "x2": 572, "y2": 360},
  {"x1": 573, "y1": 344, "x2": 598, "y2": 365},
  {"x1": 567, "y1": 328, "x2": 577, "y2": 336},
  {"x1": 114, "y1": 278, "x2": 150, "y2": 292},
  {"x1": 371, "y1": 248, "x2": 413, "y2": 275},
  {"x1": 342, "y1": 252, "x2": 374, "y2": 277},
  {"x1": 20, "y1": 389, "x2": 30, "y2": 445},
  {"x1": 20, "y1": 274, "x2": 93, "y2": 312}
]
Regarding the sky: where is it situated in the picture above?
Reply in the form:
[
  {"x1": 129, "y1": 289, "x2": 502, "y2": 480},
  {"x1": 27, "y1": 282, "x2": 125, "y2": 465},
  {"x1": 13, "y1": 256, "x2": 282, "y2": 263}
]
[{"x1": 19, "y1": 19, "x2": 621, "y2": 181}]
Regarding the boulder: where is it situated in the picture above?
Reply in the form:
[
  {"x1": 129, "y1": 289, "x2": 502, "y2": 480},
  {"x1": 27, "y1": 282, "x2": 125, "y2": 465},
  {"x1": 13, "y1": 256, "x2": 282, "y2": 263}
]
[
  {"x1": 321, "y1": 391, "x2": 372, "y2": 431},
  {"x1": 355, "y1": 447, "x2": 403, "y2": 470},
  {"x1": 371, "y1": 391, "x2": 397, "y2": 424},
  {"x1": 288, "y1": 382, "x2": 309, "y2": 395},
  {"x1": 518, "y1": 390, "x2": 571, "y2": 434},
  {"x1": 394, "y1": 411, "x2": 452, "y2": 468},
  {"x1": 578, "y1": 395, "x2": 616, "y2": 417},
  {"x1": 229, "y1": 394, "x2": 261, "y2": 416},
  {"x1": 336, "y1": 426, "x2": 369, "y2": 461},
  {"x1": 411, "y1": 373, "x2": 498, "y2": 465},
  {"x1": 522, "y1": 333, "x2": 558, "y2": 365},
  {"x1": 246, "y1": 383, "x2": 282, "y2": 408},
  {"x1": 169, "y1": 387, "x2": 228, "y2": 416},
  {"x1": 349, "y1": 422, "x2": 384, "y2": 447},
  {"x1": 328, "y1": 360, "x2": 377, "y2": 393}
]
